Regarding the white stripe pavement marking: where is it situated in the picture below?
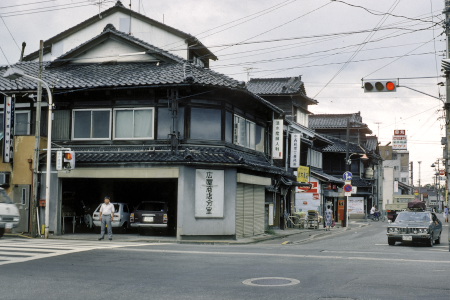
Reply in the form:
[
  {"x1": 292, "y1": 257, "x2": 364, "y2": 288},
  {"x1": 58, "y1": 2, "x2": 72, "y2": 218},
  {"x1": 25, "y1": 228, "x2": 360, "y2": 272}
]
[
  {"x1": 118, "y1": 248, "x2": 450, "y2": 264},
  {"x1": 0, "y1": 241, "x2": 168, "y2": 266}
]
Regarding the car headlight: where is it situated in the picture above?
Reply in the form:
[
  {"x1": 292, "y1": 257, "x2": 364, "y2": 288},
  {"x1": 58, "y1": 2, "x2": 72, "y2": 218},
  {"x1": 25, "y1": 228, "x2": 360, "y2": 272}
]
[
  {"x1": 419, "y1": 228, "x2": 428, "y2": 233},
  {"x1": 388, "y1": 227, "x2": 397, "y2": 233},
  {"x1": 13, "y1": 217, "x2": 19, "y2": 222}
]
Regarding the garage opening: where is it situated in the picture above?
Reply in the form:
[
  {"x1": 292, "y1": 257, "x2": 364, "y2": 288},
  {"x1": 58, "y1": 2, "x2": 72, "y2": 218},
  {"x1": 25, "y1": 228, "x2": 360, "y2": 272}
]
[{"x1": 61, "y1": 178, "x2": 177, "y2": 236}]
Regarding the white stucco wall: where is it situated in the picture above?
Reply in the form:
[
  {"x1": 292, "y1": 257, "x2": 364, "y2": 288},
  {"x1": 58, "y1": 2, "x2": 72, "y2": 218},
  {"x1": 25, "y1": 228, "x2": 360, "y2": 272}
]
[
  {"x1": 382, "y1": 167, "x2": 394, "y2": 210},
  {"x1": 33, "y1": 11, "x2": 188, "y2": 61}
]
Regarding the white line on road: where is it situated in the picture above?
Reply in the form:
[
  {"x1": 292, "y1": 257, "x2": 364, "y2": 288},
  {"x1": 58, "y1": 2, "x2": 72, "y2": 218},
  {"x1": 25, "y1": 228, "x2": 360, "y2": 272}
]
[{"x1": 117, "y1": 248, "x2": 450, "y2": 264}]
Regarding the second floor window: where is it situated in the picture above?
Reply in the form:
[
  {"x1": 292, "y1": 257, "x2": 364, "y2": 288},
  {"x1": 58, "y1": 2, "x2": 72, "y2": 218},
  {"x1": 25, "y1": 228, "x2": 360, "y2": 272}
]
[
  {"x1": 72, "y1": 109, "x2": 111, "y2": 140},
  {"x1": 114, "y1": 108, "x2": 154, "y2": 140}
]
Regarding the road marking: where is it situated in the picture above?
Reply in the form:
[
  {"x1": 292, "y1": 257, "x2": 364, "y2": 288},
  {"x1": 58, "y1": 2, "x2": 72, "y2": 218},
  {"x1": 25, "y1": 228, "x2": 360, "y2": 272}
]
[
  {"x1": 119, "y1": 248, "x2": 450, "y2": 264},
  {"x1": 281, "y1": 241, "x2": 290, "y2": 245},
  {"x1": 0, "y1": 239, "x2": 168, "y2": 266}
]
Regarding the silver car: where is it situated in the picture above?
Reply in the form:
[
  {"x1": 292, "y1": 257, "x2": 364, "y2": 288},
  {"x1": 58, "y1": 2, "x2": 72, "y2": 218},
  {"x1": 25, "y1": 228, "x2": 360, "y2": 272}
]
[
  {"x1": 0, "y1": 188, "x2": 20, "y2": 238},
  {"x1": 92, "y1": 202, "x2": 131, "y2": 233}
]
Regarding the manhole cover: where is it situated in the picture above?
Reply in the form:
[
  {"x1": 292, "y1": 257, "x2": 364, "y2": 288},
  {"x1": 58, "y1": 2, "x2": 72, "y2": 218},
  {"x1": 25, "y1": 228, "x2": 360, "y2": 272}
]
[{"x1": 242, "y1": 277, "x2": 300, "y2": 287}]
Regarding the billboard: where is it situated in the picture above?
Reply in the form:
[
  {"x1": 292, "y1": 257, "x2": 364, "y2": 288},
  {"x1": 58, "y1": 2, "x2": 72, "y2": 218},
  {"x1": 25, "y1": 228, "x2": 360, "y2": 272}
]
[{"x1": 392, "y1": 129, "x2": 407, "y2": 150}]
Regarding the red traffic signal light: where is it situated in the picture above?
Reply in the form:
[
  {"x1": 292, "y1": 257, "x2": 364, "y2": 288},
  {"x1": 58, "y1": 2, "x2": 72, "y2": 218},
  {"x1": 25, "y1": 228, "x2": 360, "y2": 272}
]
[
  {"x1": 363, "y1": 80, "x2": 397, "y2": 93},
  {"x1": 64, "y1": 152, "x2": 73, "y2": 160}
]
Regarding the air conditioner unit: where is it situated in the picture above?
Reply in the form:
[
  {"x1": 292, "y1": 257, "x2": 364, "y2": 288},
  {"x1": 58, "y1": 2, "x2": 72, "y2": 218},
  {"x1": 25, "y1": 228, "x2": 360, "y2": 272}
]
[{"x1": 0, "y1": 172, "x2": 11, "y2": 186}]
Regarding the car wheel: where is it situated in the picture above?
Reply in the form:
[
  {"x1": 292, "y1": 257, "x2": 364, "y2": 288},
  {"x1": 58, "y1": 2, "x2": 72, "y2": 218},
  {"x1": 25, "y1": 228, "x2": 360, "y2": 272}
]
[
  {"x1": 435, "y1": 232, "x2": 441, "y2": 244},
  {"x1": 428, "y1": 234, "x2": 434, "y2": 247},
  {"x1": 388, "y1": 238, "x2": 395, "y2": 246},
  {"x1": 0, "y1": 228, "x2": 4, "y2": 238}
]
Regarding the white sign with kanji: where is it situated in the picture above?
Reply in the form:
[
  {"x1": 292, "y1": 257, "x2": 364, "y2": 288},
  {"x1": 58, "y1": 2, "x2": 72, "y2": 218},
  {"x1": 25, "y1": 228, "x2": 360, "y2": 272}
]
[
  {"x1": 290, "y1": 133, "x2": 301, "y2": 168},
  {"x1": 272, "y1": 119, "x2": 283, "y2": 159}
]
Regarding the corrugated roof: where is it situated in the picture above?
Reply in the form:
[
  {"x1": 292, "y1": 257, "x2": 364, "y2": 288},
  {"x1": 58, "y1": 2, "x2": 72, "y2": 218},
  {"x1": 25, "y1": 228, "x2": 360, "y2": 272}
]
[{"x1": 311, "y1": 169, "x2": 344, "y2": 184}]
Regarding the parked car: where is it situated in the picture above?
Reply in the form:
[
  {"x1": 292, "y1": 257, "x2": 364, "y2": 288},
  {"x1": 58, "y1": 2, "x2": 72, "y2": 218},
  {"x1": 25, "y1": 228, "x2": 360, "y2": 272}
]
[
  {"x1": 130, "y1": 201, "x2": 169, "y2": 233},
  {"x1": 387, "y1": 210, "x2": 442, "y2": 247},
  {"x1": 92, "y1": 202, "x2": 131, "y2": 233},
  {"x1": 0, "y1": 188, "x2": 20, "y2": 238}
]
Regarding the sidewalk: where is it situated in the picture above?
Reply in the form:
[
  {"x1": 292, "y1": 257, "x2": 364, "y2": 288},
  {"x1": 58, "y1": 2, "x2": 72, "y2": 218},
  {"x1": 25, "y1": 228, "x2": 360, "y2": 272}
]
[{"x1": 6, "y1": 220, "x2": 369, "y2": 245}]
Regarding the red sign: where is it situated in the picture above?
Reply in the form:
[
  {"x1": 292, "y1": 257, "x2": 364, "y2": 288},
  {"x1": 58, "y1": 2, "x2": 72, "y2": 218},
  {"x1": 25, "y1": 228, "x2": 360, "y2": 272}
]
[
  {"x1": 313, "y1": 193, "x2": 320, "y2": 200},
  {"x1": 440, "y1": 169, "x2": 446, "y2": 176},
  {"x1": 394, "y1": 129, "x2": 406, "y2": 135},
  {"x1": 298, "y1": 182, "x2": 319, "y2": 193},
  {"x1": 344, "y1": 184, "x2": 353, "y2": 193}
]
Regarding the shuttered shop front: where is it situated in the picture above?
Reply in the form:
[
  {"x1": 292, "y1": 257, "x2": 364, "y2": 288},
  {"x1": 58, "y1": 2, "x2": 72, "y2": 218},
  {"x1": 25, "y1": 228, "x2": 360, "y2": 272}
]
[{"x1": 236, "y1": 183, "x2": 265, "y2": 237}]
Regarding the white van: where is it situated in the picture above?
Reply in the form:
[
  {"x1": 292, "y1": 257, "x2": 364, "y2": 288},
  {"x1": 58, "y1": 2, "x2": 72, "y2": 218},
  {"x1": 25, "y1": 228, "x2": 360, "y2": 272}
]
[{"x1": 0, "y1": 188, "x2": 20, "y2": 238}]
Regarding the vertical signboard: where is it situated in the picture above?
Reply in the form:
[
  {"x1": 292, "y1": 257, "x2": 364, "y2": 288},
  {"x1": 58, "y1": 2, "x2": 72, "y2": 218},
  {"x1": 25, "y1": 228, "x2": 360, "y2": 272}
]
[
  {"x1": 3, "y1": 96, "x2": 14, "y2": 163},
  {"x1": 290, "y1": 133, "x2": 301, "y2": 168},
  {"x1": 392, "y1": 129, "x2": 407, "y2": 150},
  {"x1": 297, "y1": 166, "x2": 310, "y2": 183},
  {"x1": 195, "y1": 169, "x2": 225, "y2": 218},
  {"x1": 272, "y1": 119, "x2": 283, "y2": 159}
]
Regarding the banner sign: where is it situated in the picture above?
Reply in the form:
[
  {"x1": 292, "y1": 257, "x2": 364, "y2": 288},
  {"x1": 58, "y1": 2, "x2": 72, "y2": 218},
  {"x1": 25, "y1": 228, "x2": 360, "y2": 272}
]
[
  {"x1": 272, "y1": 119, "x2": 283, "y2": 159},
  {"x1": 290, "y1": 133, "x2": 301, "y2": 168},
  {"x1": 348, "y1": 197, "x2": 364, "y2": 214},
  {"x1": 297, "y1": 166, "x2": 310, "y2": 183},
  {"x1": 3, "y1": 96, "x2": 14, "y2": 163},
  {"x1": 195, "y1": 169, "x2": 224, "y2": 218},
  {"x1": 298, "y1": 181, "x2": 319, "y2": 193}
]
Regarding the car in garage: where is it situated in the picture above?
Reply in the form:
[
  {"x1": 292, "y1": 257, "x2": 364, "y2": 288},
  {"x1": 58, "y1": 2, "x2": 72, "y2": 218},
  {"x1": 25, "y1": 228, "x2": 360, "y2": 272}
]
[
  {"x1": 92, "y1": 202, "x2": 131, "y2": 233},
  {"x1": 0, "y1": 188, "x2": 20, "y2": 238},
  {"x1": 387, "y1": 210, "x2": 442, "y2": 247},
  {"x1": 130, "y1": 201, "x2": 169, "y2": 234}
]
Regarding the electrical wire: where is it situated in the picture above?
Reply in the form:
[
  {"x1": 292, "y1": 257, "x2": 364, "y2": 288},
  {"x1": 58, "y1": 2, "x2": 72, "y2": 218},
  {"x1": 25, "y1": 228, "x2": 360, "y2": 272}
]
[
  {"x1": 0, "y1": 15, "x2": 21, "y2": 52},
  {"x1": 313, "y1": 0, "x2": 402, "y2": 98}
]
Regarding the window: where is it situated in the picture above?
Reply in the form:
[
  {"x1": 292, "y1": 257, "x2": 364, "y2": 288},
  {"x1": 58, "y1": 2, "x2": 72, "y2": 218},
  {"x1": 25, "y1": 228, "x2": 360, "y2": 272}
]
[
  {"x1": 157, "y1": 107, "x2": 184, "y2": 139},
  {"x1": 255, "y1": 125, "x2": 265, "y2": 152},
  {"x1": 296, "y1": 109, "x2": 308, "y2": 127},
  {"x1": 401, "y1": 178, "x2": 407, "y2": 183},
  {"x1": 114, "y1": 108, "x2": 154, "y2": 140},
  {"x1": 72, "y1": 109, "x2": 111, "y2": 140},
  {"x1": 225, "y1": 111, "x2": 233, "y2": 143},
  {"x1": 307, "y1": 149, "x2": 323, "y2": 169},
  {"x1": 15, "y1": 111, "x2": 31, "y2": 135},
  {"x1": 234, "y1": 115, "x2": 257, "y2": 150},
  {"x1": 21, "y1": 188, "x2": 27, "y2": 205},
  {"x1": 190, "y1": 108, "x2": 221, "y2": 140}
]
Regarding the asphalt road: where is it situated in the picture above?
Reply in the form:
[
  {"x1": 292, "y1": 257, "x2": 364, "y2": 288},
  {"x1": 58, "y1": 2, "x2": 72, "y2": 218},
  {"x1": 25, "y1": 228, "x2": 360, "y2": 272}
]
[{"x1": 0, "y1": 221, "x2": 449, "y2": 300}]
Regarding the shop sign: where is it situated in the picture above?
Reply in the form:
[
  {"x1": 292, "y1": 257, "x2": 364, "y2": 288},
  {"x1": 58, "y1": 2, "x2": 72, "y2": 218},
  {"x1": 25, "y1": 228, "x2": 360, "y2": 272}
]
[
  {"x1": 392, "y1": 130, "x2": 407, "y2": 150},
  {"x1": 297, "y1": 166, "x2": 310, "y2": 183},
  {"x1": 195, "y1": 169, "x2": 224, "y2": 218},
  {"x1": 3, "y1": 96, "x2": 14, "y2": 163},
  {"x1": 298, "y1": 181, "x2": 318, "y2": 193},
  {"x1": 290, "y1": 133, "x2": 301, "y2": 168},
  {"x1": 272, "y1": 119, "x2": 283, "y2": 159}
]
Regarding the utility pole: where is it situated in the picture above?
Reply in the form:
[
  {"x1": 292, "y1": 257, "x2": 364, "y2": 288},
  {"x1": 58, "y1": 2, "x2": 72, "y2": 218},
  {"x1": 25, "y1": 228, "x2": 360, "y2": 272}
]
[
  {"x1": 344, "y1": 118, "x2": 350, "y2": 228},
  {"x1": 410, "y1": 161, "x2": 414, "y2": 195},
  {"x1": 445, "y1": 0, "x2": 450, "y2": 207},
  {"x1": 30, "y1": 40, "x2": 43, "y2": 237}
]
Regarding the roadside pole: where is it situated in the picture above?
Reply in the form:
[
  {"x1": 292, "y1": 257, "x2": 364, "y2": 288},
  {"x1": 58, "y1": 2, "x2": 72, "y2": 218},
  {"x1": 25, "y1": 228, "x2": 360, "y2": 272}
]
[
  {"x1": 30, "y1": 40, "x2": 43, "y2": 237},
  {"x1": 445, "y1": 0, "x2": 450, "y2": 208}
]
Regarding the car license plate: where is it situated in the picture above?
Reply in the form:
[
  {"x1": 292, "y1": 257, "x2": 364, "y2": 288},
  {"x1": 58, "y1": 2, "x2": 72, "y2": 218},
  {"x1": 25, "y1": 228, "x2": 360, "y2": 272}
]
[
  {"x1": 143, "y1": 217, "x2": 154, "y2": 222},
  {"x1": 5, "y1": 223, "x2": 13, "y2": 229},
  {"x1": 402, "y1": 235, "x2": 412, "y2": 241}
]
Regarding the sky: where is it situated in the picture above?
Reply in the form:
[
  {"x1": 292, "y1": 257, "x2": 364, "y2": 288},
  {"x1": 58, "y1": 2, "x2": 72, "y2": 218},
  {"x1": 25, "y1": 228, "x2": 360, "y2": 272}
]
[{"x1": 0, "y1": 0, "x2": 446, "y2": 184}]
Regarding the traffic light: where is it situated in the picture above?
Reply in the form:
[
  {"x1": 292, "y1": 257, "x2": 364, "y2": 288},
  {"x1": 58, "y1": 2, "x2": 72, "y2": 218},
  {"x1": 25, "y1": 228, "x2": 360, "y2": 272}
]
[
  {"x1": 63, "y1": 151, "x2": 75, "y2": 170},
  {"x1": 363, "y1": 80, "x2": 397, "y2": 92}
]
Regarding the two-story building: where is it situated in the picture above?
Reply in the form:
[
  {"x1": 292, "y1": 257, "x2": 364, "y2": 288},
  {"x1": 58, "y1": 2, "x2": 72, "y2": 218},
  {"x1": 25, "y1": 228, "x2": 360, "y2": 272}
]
[{"x1": 0, "y1": 1, "x2": 296, "y2": 240}]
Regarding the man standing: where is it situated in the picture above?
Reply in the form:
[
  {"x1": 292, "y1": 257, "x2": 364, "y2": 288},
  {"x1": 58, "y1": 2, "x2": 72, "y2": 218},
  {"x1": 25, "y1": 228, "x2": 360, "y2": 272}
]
[{"x1": 98, "y1": 196, "x2": 114, "y2": 241}]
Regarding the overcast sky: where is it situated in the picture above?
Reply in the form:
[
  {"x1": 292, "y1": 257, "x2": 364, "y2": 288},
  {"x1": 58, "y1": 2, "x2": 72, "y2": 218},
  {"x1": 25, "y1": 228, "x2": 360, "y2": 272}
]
[{"x1": 0, "y1": 0, "x2": 446, "y2": 184}]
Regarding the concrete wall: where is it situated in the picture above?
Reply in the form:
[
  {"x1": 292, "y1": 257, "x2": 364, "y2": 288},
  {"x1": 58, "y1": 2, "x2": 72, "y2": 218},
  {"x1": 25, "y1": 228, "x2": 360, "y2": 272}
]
[{"x1": 177, "y1": 166, "x2": 237, "y2": 239}]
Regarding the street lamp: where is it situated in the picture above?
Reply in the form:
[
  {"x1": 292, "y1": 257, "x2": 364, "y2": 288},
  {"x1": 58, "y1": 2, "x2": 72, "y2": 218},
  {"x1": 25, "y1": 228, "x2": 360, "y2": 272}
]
[
  {"x1": 3, "y1": 67, "x2": 53, "y2": 239},
  {"x1": 346, "y1": 153, "x2": 369, "y2": 165}
]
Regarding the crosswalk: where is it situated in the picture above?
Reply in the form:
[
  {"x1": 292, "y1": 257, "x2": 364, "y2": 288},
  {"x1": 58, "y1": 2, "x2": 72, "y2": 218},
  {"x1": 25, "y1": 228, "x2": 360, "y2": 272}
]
[{"x1": 0, "y1": 238, "x2": 153, "y2": 266}]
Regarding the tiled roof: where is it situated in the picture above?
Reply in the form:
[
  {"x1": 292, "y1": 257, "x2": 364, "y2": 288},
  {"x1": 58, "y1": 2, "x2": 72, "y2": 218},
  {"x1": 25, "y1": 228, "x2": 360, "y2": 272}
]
[
  {"x1": 321, "y1": 136, "x2": 366, "y2": 153},
  {"x1": 365, "y1": 136, "x2": 379, "y2": 152},
  {"x1": 311, "y1": 169, "x2": 344, "y2": 184},
  {"x1": 0, "y1": 61, "x2": 240, "y2": 91},
  {"x1": 309, "y1": 112, "x2": 372, "y2": 134},
  {"x1": 52, "y1": 23, "x2": 185, "y2": 65},
  {"x1": 23, "y1": 1, "x2": 216, "y2": 61},
  {"x1": 47, "y1": 145, "x2": 289, "y2": 176},
  {"x1": 247, "y1": 76, "x2": 317, "y2": 104}
]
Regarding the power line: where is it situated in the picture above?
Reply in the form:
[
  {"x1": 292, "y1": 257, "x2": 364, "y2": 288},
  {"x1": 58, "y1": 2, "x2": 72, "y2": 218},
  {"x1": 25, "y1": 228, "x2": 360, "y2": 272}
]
[
  {"x1": 313, "y1": 0, "x2": 401, "y2": 98},
  {"x1": 0, "y1": 15, "x2": 21, "y2": 52}
]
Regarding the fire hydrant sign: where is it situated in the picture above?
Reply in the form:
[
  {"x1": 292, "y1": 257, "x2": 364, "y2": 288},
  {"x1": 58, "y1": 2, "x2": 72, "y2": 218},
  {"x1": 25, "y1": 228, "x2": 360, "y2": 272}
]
[{"x1": 195, "y1": 169, "x2": 224, "y2": 218}]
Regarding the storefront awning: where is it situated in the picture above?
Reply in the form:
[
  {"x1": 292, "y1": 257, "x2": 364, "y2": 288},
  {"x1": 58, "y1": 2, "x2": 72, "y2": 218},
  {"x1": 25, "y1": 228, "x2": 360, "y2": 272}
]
[{"x1": 311, "y1": 169, "x2": 343, "y2": 184}]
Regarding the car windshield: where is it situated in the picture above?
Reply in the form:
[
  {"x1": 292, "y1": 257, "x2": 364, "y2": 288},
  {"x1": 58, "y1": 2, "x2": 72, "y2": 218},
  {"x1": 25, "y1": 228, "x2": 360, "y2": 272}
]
[
  {"x1": 0, "y1": 189, "x2": 13, "y2": 204},
  {"x1": 396, "y1": 212, "x2": 431, "y2": 222},
  {"x1": 138, "y1": 202, "x2": 165, "y2": 211}
]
